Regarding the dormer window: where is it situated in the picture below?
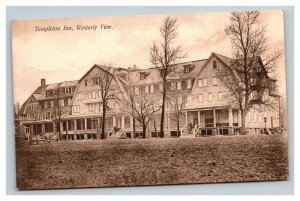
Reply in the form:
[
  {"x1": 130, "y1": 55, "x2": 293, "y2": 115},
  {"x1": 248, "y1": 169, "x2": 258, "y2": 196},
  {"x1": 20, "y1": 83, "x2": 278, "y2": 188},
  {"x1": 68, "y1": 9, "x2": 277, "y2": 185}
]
[
  {"x1": 184, "y1": 66, "x2": 190, "y2": 73},
  {"x1": 183, "y1": 64, "x2": 195, "y2": 73},
  {"x1": 140, "y1": 72, "x2": 146, "y2": 80},
  {"x1": 213, "y1": 60, "x2": 217, "y2": 69}
]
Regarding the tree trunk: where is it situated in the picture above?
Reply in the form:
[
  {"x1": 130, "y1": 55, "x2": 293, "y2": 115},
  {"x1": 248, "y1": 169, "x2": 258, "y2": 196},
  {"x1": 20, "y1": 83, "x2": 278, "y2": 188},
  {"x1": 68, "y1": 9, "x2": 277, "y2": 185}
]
[
  {"x1": 58, "y1": 117, "x2": 61, "y2": 141},
  {"x1": 142, "y1": 125, "x2": 146, "y2": 139},
  {"x1": 240, "y1": 110, "x2": 247, "y2": 135},
  {"x1": 160, "y1": 82, "x2": 166, "y2": 138},
  {"x1": 177, "y1": 119, "x2": 180, "y2": 137},
  {"x1": 132, "y1": 105, "x2": 136, "y2": 138},
  {"x1": 153, "y1": 115, "x2": 157, "y2": 137},
  {"x1": 101, "y1": 105, "x2": 106, "y2": 139}
]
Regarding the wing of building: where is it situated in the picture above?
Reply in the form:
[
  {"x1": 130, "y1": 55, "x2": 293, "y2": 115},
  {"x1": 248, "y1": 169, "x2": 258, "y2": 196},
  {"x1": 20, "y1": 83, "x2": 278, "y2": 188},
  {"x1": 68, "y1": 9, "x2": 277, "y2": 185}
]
[{"x1": 15, "y1": 52, "x2": 281, "y2": 141}]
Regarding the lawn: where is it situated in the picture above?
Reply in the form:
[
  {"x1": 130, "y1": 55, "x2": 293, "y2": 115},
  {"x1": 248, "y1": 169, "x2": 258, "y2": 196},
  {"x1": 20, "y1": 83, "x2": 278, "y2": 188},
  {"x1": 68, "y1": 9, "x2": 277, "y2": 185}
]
[{"x1": 15, "y1": 134, "x2": 289, "y2": 190}]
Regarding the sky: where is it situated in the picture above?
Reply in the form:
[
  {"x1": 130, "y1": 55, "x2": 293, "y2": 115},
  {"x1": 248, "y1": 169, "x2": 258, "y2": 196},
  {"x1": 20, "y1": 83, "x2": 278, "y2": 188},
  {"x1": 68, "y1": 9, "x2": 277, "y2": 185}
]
[{"x1": 11, "y1": 10, "x2": 285, "y2": 105}]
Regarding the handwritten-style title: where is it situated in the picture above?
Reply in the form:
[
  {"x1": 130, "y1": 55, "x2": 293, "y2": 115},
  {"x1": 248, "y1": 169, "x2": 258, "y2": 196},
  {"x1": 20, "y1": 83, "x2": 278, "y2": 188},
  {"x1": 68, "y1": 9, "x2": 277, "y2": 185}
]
[{"x1": 35, "y1": 24, "x2": 113, "y2": 32}]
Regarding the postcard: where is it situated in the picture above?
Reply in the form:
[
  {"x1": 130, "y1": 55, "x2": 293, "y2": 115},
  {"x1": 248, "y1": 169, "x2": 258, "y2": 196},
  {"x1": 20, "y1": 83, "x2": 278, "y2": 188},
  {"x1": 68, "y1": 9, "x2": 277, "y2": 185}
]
[{"x1": 12, "y1": 10, "x2": 288, "y2": 190}]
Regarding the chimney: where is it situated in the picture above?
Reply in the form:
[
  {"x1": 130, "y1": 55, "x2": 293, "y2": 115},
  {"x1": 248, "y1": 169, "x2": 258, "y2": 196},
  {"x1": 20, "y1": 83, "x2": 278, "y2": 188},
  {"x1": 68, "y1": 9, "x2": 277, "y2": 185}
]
[{"x1": 41, "y1": 79, "x2": 46, "y2": 87}]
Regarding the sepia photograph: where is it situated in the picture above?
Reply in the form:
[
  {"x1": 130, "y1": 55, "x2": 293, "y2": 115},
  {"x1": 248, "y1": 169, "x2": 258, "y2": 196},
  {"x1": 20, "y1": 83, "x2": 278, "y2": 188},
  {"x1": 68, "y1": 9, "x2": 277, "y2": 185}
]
[{"x1": 11, "y1": 10, "x2": 288, "y2": 190}]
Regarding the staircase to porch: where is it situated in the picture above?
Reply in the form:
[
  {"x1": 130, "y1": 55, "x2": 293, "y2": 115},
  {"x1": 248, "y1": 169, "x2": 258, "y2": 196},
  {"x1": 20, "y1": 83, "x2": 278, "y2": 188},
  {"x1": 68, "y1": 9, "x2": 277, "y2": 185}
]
[{"x1": 180, "y1": 124, "x2": 195, "y2": 137}]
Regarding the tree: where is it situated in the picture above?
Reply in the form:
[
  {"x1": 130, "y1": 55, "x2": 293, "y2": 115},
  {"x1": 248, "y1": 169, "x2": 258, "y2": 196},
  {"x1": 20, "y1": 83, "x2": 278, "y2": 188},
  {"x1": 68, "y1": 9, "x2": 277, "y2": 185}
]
[
  {"x1": 217, "y1": 11, "x2": 281, "y2": 135},
  {"x1": 52, "y1": 90, "x2": 63, "y2": 141},
  {"x1": 150, "y1": 16, "x2": 185, "y2": 138},
  {"x1": 98, "y1": 67, "x2": 120, "y2": 139},
  {"x1": 124, "y1": 94, "x2": 161, "y2": 138},
  {"x1": 168, "y1": 92, "x2": 184, "y2": 137}
]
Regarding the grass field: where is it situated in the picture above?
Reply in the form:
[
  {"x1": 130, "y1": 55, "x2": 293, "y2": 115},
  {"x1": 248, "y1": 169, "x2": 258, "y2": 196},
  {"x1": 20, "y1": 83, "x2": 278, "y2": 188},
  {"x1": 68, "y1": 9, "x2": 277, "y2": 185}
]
[{"x1": 15, "y1": 134, "x2": 289, "y2": 190}]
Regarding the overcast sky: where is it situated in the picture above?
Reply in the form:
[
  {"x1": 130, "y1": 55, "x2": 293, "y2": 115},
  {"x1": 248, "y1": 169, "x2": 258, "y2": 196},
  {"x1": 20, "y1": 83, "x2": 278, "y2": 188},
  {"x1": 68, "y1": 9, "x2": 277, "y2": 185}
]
[{"x1": 12, "y1": 10, "x2": 285, "y2": 105}]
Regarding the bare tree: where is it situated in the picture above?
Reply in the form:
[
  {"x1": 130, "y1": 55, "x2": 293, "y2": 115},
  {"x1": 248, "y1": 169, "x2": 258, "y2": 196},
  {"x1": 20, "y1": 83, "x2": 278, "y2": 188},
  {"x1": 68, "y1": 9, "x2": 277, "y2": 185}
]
[
  {"x1": 216, "y1": 11, "x2": 281, "y2": 135},
  {"x1": 52, "y1": 90, "x2": 63, "y2": 141},
  {"x1": 150, "y1": 16, "x2": 185, "y2": 138},
  {"x1": 98, "y1": 67, "x2": 120, "y2": 139},
  {"x1": 168, "y1": 92, "x2": 184, "y2": 137},
  {"x1": 122, "y1": 74, "x2": 136, "y2": 138},
  {"x1": 124, "y1": 94, "x2": 161, "y2": 138}
]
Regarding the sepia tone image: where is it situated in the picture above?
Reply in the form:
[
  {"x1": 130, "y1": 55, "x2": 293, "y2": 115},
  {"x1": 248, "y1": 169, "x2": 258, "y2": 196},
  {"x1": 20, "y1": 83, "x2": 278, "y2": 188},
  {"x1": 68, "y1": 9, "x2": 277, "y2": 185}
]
[{"x1": 12, "y1": 10, "x2": 288, "y2": 190}]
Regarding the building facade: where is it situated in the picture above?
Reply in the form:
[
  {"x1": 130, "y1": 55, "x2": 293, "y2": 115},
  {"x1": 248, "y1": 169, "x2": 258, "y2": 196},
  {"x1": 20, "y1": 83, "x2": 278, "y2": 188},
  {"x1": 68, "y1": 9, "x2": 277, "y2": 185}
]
[{"x1": 15, "y1": 52, "x2": 280, "y2": 141}]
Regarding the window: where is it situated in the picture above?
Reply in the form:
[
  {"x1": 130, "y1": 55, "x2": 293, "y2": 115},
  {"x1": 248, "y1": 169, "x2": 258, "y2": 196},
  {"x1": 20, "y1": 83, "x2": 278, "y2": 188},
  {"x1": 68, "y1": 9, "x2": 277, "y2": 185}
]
[
  {"x1": 45, "y1": 123, "x2": 53, "y2": 133},
  {"x1": 170, "y1": 82, "x2": 175, "y2": 90},
  {"x1": 145, "y1": 85, "x2": 150, "y2": 94},
  {"x1": 27, "y1": 114, "x2": 30, "y2": 119},
  {"x1": 65, "y1": 88, "x2": 70, "y2": 94},
  {"x1": 78, "y1": 93, "x2": 84, "y2": 100},
  {"x1": 184, "y1": 66, "x2": 190, "y2": 73},
  {"x1": 177, "y1": 96, "x2": 183, "y2": 104},
  {"x1": 71, "y1": 87, "x2": 76, "y2": 93},
  {"x1": 176, "y1": 82, "x2": 182, "y2": 90},
  {"x1": 68, "y1": 98, "x2": 72, "y2": 105},
  {"x1": 60, "y1": 99, "x2": 64, "y2": 107},
  {"x1": 213, "y1": 60, "x2": 217, "y2": 69},
  {"x1": 187, "y1": 80, "x2": 192, "y2": 89},
  {"x1": 198, "y1": 79, "x2": 203, "y2": 87},
  {"x1": 198, "y1": 94, "x2": 203, "y2": 102},
  {"x1": 258, "y1": 113, "x2": 262, "y2": 123},
  {"x1": 60, "y1": 88, "x2": 64, "y2": 94},
  {"x1": 88, "y1": 92, "x2": 92, "y2": 99},
  {"x1": 187, "y1": 95, "x2": 192, "y2": 103},
  {"x1": 88, "y1": 104, "x2": 96, "y2": 112},
  {"x1": 73, "y1": 105, "x2": 80, "y2": 113},
  {"x1": 85, "y1": 80, "x2": 88, "y2": 86},
  {"x1": 92, "y1": 91, "x2": 96, "y2": 99},
  {"x1": 208, "y1": 93, "x2": 213, "y2": 102},
  {"x1": 44, "y1": 101, "x2": 48, "y2": 109},
  {"x1": 203, "y1": 78, "x2": 208, "y2": 87},
  {"x1": 218, "y1": 92, "x2": 223, "y2": 100},
  {"x1": 150, "y1": 85, "x2": 154, "y2": 93},
  {"x1": 254, "y1": 112, "x2": 257, "y2": 123},
  {"x1": 87, "y1": 118, "x2": 97, "y2": 129},
  {"x1": 135, "y1": 87, "x2": 139, "y2": 95},
  {"x1": 158, "y1": 83, "x2": 163, "y2": 92},
  {"x1": 264, "y1": 111, "x2": 267, "y2": 118},
  {"x1": 248, "y1": 112, "x2": 251, "y2": 122},
  {"x1": 92, "y1": 77, "x2": 100, "y2": 85},
  {"x1": 51, "y1": 101, "x2": 54, "y2": 108},
  {"x1": 25, "y1": 126, "x2": 30, "y2": 134},
  {"x1": 213, "y1": 78, "x2": 218, "y2": 86},
  {"x1": 140, "y1": 73, "x2": 145, "y2": 80}
]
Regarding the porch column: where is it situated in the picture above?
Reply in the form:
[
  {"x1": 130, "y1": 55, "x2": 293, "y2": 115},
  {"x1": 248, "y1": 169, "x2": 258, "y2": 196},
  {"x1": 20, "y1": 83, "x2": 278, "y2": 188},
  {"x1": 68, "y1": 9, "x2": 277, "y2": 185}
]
[
  {"x1": 229, "y1": 108, "x2": 233, "y2": 134},
  {"x1": 112, "y1": 116, "x2": 116, "y2": 127},
  {"x1": 121, "y1": 116, "x2": 125, "y2": 129},
  {"x1": 130, "y1": 116, "x2": 134, "y2": 130},
  {"x1": 213, "y1": 109, "x2": 216, "y2": 127},
  {"x1": 213, "y1": 109, "x2": 217, "y2": 135},
  {"x1": 97, "y1": 117, "x2": 100, "y2": 139},
  {"x1": 197, "y1": 110, "x2": 201, "y2": 127},
  {"x1": 53, "y1": 122, "x2": 58, "y2": 133},
  {"x1": 74, "y1": 119, "x2": 77, "y2": 133},
  {"x1": 66, "y1": 120, "x2": 69, "y2": 134},
  {"x1": 185, "y1": 111, "x2": 188, "y2": 125},
  {"x1": 167, "y1": 113, "x2": 170, "y2": 129},
  {"x1": 30, "y1": 124, "x2": 34, "y2": 136},
  {"x1": 238, "y1": 110, "x2": 242, "y2": 127},
  {"x1": 84, "y1": 118, "x2": 87, "y2": 132},
  {"x1": 84, "y1": 118, "x2": 87, "y2": 139},
  {"x1": 229, "y1": 108, "x2": 233, "y2": 127},
  {"x1": 42, "y1": 123, "x2": 45, "y2": 135},
  {"x1": 60, "y1": 122, "x2": 63, "y2": 133}
]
